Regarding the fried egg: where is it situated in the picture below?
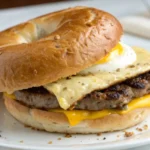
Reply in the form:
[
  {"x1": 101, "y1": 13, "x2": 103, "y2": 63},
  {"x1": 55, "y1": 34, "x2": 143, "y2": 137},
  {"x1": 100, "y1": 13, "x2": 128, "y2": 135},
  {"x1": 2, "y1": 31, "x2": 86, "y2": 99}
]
[{"x1": 79, "y1": 43, "x2": 136, "y2": 74}]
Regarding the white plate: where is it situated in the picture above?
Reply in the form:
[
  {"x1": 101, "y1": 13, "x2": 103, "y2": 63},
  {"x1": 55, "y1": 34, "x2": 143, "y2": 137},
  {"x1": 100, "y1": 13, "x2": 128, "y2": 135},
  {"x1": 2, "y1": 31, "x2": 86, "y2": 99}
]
[{"x1": 0, "y1": 97, "x2": 150, "y2": 150}]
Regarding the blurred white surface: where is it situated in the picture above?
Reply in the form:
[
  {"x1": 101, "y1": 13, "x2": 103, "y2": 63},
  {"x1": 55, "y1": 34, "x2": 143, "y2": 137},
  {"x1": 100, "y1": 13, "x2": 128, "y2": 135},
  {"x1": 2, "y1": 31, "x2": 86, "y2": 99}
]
[
  {"x1": 0, "y1": 0, "x2": 150, "y2": 150},
  {"x1": 121, "y1": 16, "x2": 150, "y2": 39}
]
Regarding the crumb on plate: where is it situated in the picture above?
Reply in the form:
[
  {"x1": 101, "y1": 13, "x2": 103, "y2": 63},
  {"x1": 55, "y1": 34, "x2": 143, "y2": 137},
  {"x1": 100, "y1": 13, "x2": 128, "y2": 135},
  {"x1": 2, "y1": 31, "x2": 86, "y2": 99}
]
[
  {"x1": 48, "y1": 141, "x2": 52, "y2": 144},
  {"x1": 58, "y1": 138, "x2": 61, "y2": 140},
  {"x1": 97, "y1": 133, "x2": 102, "y2": 136},
  {"x1": 136, "y1": 127, "x2": 143, "y2": 132},
  {"x1": 143, "y1": 125, "x2": 148, "y2": 130},
  {"x1": 64, "y1": 133, "x2": 72, "y2": 138},
  {"x1": 124, "y1": 131, "x2": 134, "y2": 137}
]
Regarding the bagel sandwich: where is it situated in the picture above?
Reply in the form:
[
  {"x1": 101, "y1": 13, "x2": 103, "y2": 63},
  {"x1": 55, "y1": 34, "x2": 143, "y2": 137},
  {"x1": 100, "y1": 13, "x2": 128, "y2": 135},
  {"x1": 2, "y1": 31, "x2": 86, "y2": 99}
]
[{"x1": 0, "y1": 7, "x2": 150, "y2": 134}]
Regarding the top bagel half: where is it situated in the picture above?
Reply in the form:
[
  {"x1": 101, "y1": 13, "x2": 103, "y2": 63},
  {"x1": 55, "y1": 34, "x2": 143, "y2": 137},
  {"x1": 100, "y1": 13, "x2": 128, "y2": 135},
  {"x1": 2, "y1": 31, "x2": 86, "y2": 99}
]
[{"x1": 0, "y1": 6, "x2": 122, "y2": 93}]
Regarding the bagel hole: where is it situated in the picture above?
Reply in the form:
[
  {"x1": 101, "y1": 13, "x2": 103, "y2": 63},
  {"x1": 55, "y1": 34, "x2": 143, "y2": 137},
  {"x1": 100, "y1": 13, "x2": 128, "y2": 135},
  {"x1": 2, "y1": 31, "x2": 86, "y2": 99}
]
[
  {"x1": 33, "y1": 23, "x2": 60, "y2": 41},
  {"x1": 36, "y1": 25, "x2": 48, "y2": 40}
]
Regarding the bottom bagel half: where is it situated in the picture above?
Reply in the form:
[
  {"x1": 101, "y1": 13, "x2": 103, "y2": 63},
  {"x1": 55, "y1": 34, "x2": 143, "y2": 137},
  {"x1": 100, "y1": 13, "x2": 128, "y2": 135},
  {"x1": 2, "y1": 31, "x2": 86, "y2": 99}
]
[{"x1": 4, "y1": 95, "x2": 150, "y2": 134}]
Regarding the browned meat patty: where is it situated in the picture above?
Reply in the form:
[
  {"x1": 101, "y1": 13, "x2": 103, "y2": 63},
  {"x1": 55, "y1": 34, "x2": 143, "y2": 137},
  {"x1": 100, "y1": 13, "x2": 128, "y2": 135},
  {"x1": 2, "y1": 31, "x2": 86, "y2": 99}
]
[{"x1": 14, "y1": 71, "x2": 150, "y2": 111}]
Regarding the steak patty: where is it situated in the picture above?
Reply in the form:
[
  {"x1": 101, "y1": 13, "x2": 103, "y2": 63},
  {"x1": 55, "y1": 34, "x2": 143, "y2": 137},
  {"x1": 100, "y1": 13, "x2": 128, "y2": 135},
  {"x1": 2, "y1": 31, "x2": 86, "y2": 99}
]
[{"x1": 14, "y1": 71, "x2": 150, "y2": 111}]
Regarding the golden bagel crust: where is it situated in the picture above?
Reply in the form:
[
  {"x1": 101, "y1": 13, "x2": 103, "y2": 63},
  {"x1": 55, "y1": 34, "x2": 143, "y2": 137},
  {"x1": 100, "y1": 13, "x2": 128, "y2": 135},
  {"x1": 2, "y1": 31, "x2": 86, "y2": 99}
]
[
  {"x1": 0, "y1": 7, "x2": 122, "y2": 93},
  {"x1": 4, "y1": 96, "x2": 149, "y2": 134}
]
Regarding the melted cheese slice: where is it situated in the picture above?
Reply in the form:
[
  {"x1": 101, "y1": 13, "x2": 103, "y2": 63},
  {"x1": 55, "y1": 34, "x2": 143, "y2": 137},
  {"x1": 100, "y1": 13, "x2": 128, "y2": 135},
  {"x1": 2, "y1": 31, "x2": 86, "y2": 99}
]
[
  {"x1": 44, "y1": 47, "x2": 150, "y2": 110},
  {"x1": 51, "y1": 94, "x2": 150, "y2": 126}
]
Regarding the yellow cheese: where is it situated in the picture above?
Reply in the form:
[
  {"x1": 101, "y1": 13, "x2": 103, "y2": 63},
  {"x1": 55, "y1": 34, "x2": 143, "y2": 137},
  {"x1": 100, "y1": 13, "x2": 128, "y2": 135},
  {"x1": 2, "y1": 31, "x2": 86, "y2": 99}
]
[
  {"x1": 50, "y1": 94, "x2": 150, "y2": 126},
  {"x1": 4, "y1": 92, "x2": 16, "y2": 99}
]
